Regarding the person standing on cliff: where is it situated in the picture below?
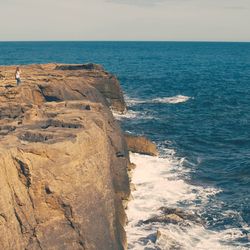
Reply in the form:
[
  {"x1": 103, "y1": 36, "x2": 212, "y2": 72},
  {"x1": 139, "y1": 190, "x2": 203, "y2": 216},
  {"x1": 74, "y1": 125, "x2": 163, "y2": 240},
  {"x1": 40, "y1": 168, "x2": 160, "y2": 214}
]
[{"x1": 15, "y1": 67, "x2": 21, "y2": 86}]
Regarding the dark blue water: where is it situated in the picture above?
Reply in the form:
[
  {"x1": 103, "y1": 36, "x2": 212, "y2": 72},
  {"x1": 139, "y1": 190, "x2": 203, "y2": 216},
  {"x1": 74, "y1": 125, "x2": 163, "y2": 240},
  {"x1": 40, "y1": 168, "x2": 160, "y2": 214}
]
[{"x1": 1, "y1": 42, "x2": 250, "y2": 248}]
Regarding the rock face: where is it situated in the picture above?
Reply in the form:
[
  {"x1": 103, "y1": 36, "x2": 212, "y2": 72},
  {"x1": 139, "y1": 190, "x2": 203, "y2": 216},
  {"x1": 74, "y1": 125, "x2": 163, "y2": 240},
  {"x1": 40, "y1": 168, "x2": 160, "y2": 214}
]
[
  {"x1": 124, "y1": 134, "x2": 158, "y2": 156},
  {"x1": 0, "y1": 64, "x2": 130, "y2": 250}
]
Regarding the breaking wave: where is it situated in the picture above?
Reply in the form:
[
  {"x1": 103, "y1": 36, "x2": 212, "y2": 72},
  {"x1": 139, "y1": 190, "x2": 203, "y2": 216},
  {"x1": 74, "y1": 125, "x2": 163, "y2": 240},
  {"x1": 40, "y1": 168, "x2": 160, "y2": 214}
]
[
  {"x1": 152, "y1": 95, "x2": 192, "y2": 104},
  {"x1": 125, "y1": 95, "x2": 192, "y2": 107},
  {"x1": 112, "y1": 110, "x2": 155, "y2": 121},
  {"x1": 126, "y1": 152, "x2": 250, "y2": 250}
]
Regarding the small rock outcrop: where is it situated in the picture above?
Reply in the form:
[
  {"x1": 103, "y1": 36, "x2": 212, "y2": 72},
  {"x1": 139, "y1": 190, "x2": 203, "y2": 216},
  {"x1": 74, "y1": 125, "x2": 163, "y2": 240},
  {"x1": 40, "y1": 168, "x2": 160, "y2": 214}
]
[
  {"x1": 0, "y1": 63, "x2": 129, "y2": 250},
  {"x1": 143, "y1": 207, "x2": 203, "y2": 226},
  {"x1": 144, "y1": 213, "x2": 183, "y2": 225},
  {"x1": 124, "y1": 134, "x2": 158, "y2": 156},
  {"x1": 155, "y1": 229, "x2": 183, "y2": 249}
]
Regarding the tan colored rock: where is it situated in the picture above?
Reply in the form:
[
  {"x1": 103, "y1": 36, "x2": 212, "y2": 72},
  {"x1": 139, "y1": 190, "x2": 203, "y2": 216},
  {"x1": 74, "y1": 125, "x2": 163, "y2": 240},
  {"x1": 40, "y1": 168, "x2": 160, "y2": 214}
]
[
  {"x1": 156, "y1": 229, "x2": 183, "y2": 249},
  {"x1": 54, "y1": 63, "x2": 126, "y2": 113},
  {"x1": 0, "y1": 64, "x2": 130, "y2": 250},
  {"x1": 0, "y1": 63, "x2": 126, "y2": 113},
  {"x1": 128, "y1": 163, "x2": 136, "y2": 170},
  {"x1": 125, "y1": 134, "x2": 158, "y2": 156}
]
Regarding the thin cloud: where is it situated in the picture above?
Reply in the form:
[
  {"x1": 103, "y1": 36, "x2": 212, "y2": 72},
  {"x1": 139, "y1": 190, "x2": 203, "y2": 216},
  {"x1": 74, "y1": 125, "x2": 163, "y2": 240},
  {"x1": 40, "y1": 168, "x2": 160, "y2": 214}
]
[
  {"x1": 107, "y1": 0, "x2": 249, "y2": 9},
  {"x1": 224, "y1": 6, "x2": 248, "y2": 10}
]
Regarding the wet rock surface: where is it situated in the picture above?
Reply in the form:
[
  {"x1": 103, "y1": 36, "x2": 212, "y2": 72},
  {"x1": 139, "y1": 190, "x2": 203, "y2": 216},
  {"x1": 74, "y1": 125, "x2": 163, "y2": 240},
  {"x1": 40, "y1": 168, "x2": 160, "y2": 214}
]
[
  {"x1": 0, "y1": 64, "x2": 130, "y2": 250},
  {"x1": 143, "y1": 207, "x2": 203, "y2": 226}
]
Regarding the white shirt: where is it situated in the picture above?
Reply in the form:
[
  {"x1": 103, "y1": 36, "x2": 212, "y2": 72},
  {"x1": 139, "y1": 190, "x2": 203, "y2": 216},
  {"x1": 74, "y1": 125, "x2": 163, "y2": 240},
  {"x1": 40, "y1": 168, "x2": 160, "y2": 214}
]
[{"x1": 16, "y1": 71, "x2": 20, "y2": 79}]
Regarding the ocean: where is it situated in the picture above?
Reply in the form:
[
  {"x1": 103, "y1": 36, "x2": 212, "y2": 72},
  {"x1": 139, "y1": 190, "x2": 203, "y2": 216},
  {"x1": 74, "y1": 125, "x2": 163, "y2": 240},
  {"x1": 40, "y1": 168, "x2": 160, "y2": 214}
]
[{"x1": 0, "y1": 41, "x2": 250, "y2": 249}]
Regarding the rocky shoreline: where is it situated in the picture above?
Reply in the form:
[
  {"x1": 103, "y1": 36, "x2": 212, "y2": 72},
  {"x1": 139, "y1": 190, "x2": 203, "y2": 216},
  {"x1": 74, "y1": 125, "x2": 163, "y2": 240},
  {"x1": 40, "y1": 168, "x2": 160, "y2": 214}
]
[{"x1": 0, "y1": 63, "x2": 157, "y2": 250}]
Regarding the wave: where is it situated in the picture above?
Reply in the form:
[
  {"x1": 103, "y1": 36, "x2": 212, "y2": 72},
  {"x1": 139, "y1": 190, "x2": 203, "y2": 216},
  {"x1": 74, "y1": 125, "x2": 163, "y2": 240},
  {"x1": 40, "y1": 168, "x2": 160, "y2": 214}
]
[
  {"x1": 113, "y1": 110, "x2": 155, "y2": 121},
  {"x1": 126, "y1": 152, "x2": 249, "y2": 250},
  {"x1": 113, "y1": 95, "x2": 192, "y2": 120},
  {"x1": 125, "y1": 95, "x2": 192, "y2": 107},
  {"x1": 152, "y1": 95, "x2": 192, "y2": 104},
  {"x1": 124, "y1": 96, "x2": 147, "y2": 107},
  {"x1": 113, "y1": 110, "x2": 140, "y2": 120}
]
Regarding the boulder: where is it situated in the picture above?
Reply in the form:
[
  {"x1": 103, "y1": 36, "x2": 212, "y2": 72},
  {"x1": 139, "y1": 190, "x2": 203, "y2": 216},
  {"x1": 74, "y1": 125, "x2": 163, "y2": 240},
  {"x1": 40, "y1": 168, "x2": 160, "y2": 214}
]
[
  {"x1": 143, "y1": 207, "x2": 203, "y2": 226},
  {"x1": 159, "y1": 207, "x2": 204, "y2": 225},
  {"x1": 124, "y1": 134, "x2": 158, "y2": 156}
]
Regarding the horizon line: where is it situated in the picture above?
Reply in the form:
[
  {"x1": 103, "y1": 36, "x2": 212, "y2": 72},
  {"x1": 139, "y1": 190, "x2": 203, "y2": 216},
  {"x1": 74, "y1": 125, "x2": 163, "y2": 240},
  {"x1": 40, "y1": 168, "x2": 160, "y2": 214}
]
[{"x1": 0, "y1": 40, "x2": 250, "y2": 43}]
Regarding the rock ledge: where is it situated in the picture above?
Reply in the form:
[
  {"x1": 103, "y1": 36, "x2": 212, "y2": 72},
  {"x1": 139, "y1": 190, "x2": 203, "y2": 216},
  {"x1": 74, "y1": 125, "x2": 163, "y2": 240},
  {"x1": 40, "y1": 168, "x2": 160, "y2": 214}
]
[{"x1": 125, "y1": 134, "x2": 158, "y2": 156}]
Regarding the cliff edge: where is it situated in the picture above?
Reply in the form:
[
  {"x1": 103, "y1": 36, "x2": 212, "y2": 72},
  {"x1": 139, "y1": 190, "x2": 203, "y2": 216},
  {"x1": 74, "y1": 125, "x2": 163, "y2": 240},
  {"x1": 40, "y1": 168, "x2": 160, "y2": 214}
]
[{"x1": 0, "y1": 64, "x2": 129, "y2": 250}]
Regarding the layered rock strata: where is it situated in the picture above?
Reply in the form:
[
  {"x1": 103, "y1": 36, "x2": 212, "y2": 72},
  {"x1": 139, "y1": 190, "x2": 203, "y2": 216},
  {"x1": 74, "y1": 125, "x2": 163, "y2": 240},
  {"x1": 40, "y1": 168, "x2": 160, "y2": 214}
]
[{"x1": 0, "y1": 64, "x2": 129, "y2": 250}]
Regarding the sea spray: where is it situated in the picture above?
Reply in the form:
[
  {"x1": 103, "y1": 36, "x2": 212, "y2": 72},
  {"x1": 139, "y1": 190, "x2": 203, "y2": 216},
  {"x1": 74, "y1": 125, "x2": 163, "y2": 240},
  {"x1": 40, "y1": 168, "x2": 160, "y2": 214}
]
[{"x1": 126, "y1": 152, "x2": 249, "y2": 250}]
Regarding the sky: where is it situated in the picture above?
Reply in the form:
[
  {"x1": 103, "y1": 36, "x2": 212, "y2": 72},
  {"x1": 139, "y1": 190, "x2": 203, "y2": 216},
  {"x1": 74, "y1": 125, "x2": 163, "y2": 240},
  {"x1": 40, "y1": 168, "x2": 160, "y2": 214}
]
[{"x1": 0, "y1": 0, "x2": 249, "y2": 41}]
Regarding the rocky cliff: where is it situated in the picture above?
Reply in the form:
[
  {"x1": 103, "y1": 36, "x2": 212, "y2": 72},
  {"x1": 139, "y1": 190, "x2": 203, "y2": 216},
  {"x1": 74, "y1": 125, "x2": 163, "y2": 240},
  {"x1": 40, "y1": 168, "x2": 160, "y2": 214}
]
[{"x1": 0, "y1": 64, "x2": 130, "y2": 250}]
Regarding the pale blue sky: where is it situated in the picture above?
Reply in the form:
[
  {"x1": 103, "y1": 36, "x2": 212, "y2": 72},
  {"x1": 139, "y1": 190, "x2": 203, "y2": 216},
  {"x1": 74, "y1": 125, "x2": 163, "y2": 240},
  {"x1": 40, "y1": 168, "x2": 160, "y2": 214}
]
[{"x1": 0, "y1": 0, "x2": 249, "y2": 41}]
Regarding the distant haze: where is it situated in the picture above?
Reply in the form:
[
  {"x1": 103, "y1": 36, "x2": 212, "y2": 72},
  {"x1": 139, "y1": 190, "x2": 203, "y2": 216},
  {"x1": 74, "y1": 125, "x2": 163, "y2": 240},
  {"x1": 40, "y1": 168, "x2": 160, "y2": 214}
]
[{"x1": 0, "y1": 0, "x2": 250, "y2": 41}]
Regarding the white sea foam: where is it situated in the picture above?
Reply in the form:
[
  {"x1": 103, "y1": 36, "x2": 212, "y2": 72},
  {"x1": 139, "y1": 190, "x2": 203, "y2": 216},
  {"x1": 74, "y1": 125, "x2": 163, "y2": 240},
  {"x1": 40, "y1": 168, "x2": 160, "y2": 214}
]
[
  {"x1": 152, "y1": 95, "x2": 192, "y2": 104},
  {"x1": 113, "y1": 94, "x2": 192, "y2": 120},
  {"x1": 126, "y1": 152, "x2": 249, "y2": 250},
  {"x1": 125, "y1": 95, "x2": 192, "y2": 107},
  {"x1": 125, "y1": 96, "x2": 147, "y2": 107},
  {"x1": 113, "y1": 110, "x2": 154, "y2": 121},
  {"x1": 113, "y1": 110, "x2": 140, "y2": 120}
]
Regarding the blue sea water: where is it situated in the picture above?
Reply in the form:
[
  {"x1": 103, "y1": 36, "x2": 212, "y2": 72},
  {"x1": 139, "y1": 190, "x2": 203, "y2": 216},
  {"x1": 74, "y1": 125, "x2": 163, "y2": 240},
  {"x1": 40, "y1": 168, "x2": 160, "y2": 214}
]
[{"x1": 0, "y1": 42, "x2": 250, "y2": 249}]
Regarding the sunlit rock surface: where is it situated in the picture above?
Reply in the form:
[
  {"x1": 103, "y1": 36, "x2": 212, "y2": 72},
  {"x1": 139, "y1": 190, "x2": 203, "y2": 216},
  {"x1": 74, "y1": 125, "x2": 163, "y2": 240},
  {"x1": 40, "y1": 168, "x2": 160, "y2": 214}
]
[{"x1": 0, "y1": 63, "x2": 129, "y2": 250}]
